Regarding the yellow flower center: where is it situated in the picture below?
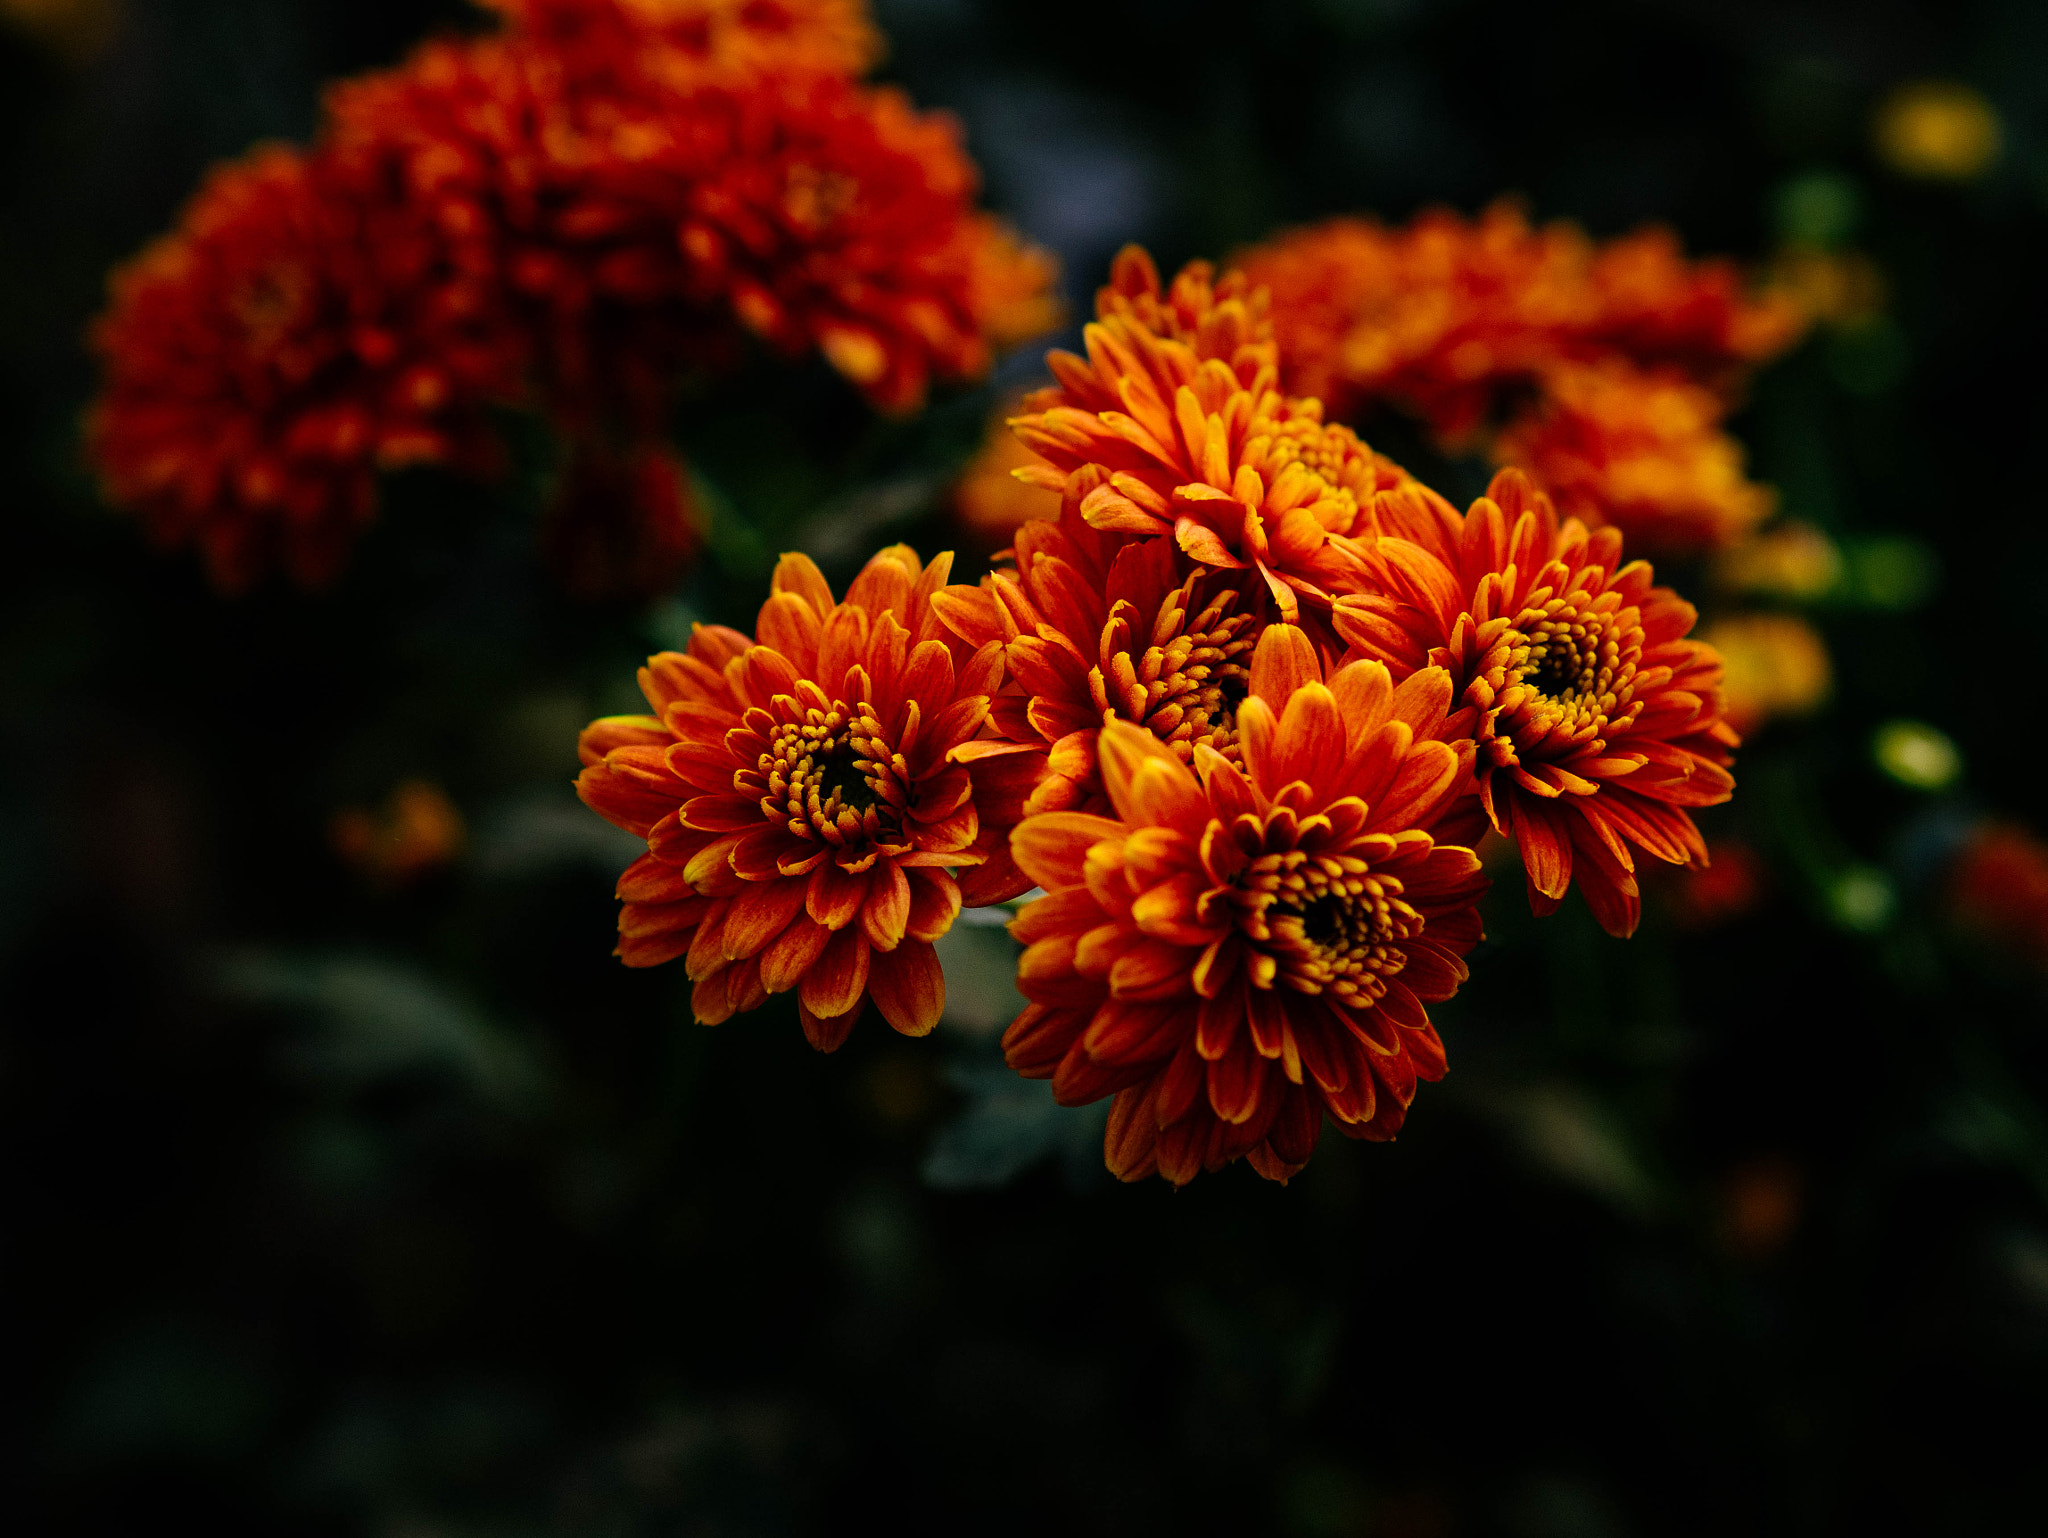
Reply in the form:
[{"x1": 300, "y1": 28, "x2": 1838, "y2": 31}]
[
  {"x1": 1253, "y1": 410, "x2": 1385, "y2": 536},
  {"x1": 1493, "y1": 593, "x2": 1643, "y2": 750},
  {"x1": 743, "y1": 698, "x2": 909, "y2": 853},
  {"x1": 1230, "y1": 848, "x2": 1422, "y2": 1009},
  {"x1": 1090, "y1": 581, "x2": 1257, "y2": 762}
]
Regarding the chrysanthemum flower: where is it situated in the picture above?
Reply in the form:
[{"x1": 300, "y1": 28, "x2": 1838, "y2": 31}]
[
  {"x1": 1713, "y1": 522, "x2": 1843, "y2": 601},
  {"x1": 87, "y1": 143, "x2": 522, "y2": 588},
  {"x1": 1493, "y1": 360, "x2": 1775, "y2": 553},
  {"x1": 1580, "y1": 226, "x2": 1807, "y2": 384},
  {"x1": 332, "y1": 780, "x2": 468, "y2": 886},
  {"x1": 933, "y1": 520, "x2": 1264, "y2": 815},
  {"x1": 331, "y1": 38, "x2": 1055, "y2": 419},
  {"x1": 1008, "y1": 246, "x2": 1429, "y2": 621},
  {"x1": 91, "y1": 7, "x2": 1057, "y2": 588},
  {"x1": 1002, "y1": 625, "x2": 1487, "y2": 1185},
  {"x1": 1664, "y1": 838, "x2": 1765, "y2": 929},
  {"x1": 575, "y1": 546, "x2": 1041, "y2": 1048},
  {"x1": 679, "y1": 75, "x2": 1058, "y2": 413},
  {"x1": 320, "y1": 33, "x2": 760, "y2": 435},
  {"x1": 1241, "y1": 203, "x2": 1803, "y2": 434},
  {"x1": 1874, "y1": 80, "x2": 2002, "y2": 181},
  {"x1": 1335, "y1": 469, "x2": 1737, "y2": 937},
  {"x1": 1241, "y1": 205, "x2": 1593, "y2": 435},
  {"x1": 1239, "y1": 205, "x2": 1803, "y2": 558}
]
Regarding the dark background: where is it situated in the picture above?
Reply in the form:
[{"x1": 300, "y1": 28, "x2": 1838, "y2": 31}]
[{"x1": 5, "y1": 1, "x2": 2047, "y2": 1532}]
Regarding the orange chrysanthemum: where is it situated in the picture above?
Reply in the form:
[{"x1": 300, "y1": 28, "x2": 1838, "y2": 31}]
[
  {"x1": 934, "y1": 520, "x2": 1264, "y2": 815},
  {"x1": 1493, "y1": 360, "x2": 1775, "y2": 550},
  {"x1": 1238, "y1": 203, "x2": 1805, "y2": 553},
  {"x1": 575, "y1": 546, "x2": 1042, "y2": 1048},
  {"x1": 1243, "y1": 206, "x2": 1595, "y2": 435},
  {"x1": 87, "y1": 144, "x2": 522, "y2": 589},
  {"x1": 1579, "y1": 225, "x2": 1807, "y2": 383},
  {"x1": 1008, "y1": 246, "x2": 1434, "y2": 622},
  {"x1": 1697, "y1": 610, "x2": 1831, "y2": 734},
  {"x1": 1335, "y1": 469, "x2": 1737, "y2": 937},
  {"x1": 1002, "y1": 626, "x2": 1487, "y2": 1186},
  {"x1": 676, "y1": 75, "x2": 1059, "y2": 413},
  {"x1": 332, "y1": 780, "x2": 468, "y2": 886}
]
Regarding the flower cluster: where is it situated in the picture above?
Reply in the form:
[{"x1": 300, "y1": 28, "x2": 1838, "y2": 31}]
[
  {"x1": 87, "y1": 144, "x2": 523, "y2": 589},
  {"x1": 88, "y1": 0, "x2": 1056, "y2": 590},
  {"x1": 1237, "y1": 203, "x2": 1807, "y2": 553},
  {"x1": 583, "y1": 247, "x2": 1739, "y2": 1186}
]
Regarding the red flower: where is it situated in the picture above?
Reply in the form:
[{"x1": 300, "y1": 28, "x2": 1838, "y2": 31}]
[
  {"x1": 1008, "y1": 246, "x2": 1428, "y2": 622},
  {"x1": 1335, "y1": 469, "x2": 1737, "y2": 936},
  {"x1": 1665, "y1": 839, "x2": 1765, "y2": 928},
  {"x1": 575, "y1": 546, "x2": 1042, "y2": 1048},
  {"x1": 86, "y1": 143, "x2": 522, "y2": 588},
  {"x1": 1580, "y1": 225, "x2": 1808, "y2": 386},
  {"x1": 319, "y1": 34, "x2": 1061, "y2": 420},
  {"x1": 319, "y1": 35, "x2": 738, "y2": 436},
  {"x1": 1003, "y1": 625, "x2": 1486, "y2": 1185},
  {"x1": 1243, "y1": 205, "x2": 1592, "y2": 436}
]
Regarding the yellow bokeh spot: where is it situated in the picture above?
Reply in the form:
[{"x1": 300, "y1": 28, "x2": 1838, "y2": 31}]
[
  {"x1": 1764, "y1": 248, "x2": 1886, "y2": 330},
  {"x1": 1874, "y1": 81, "x2": 2001, "y2": 180},
  {"x1": 1716, "y1": 522, "x2": 1844, "y2": 601},
  {"x1": 1701, "y1": 612, "x2": 1832, "y2": 733},
  {"x1": 1873, "y1": 719, "x2": 1962, "y2": 791},
  {"x1": 820, "y1": 326, "x2": 889, "y2": 387}
]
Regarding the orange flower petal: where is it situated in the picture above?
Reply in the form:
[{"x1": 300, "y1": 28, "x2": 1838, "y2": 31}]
[{"x1": 867, "y1": 939, "x2": 944, "y2": 1036}]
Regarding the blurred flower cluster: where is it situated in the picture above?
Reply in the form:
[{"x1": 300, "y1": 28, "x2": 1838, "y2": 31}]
[
  {"x1": 1228, "y1": 202, "x2": 1808, "y2": 554},
  {"x1": 577, "y1": 248, "x2": 1738, "y2": 1185},
  {"x1": 84, "y1": 0, "x2": 1058, "y2": 591}
]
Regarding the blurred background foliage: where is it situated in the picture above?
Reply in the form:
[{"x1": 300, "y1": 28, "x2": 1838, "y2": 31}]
[{"x1": 5, "y1": 0, "x2": 2048, "y2": 1533}]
